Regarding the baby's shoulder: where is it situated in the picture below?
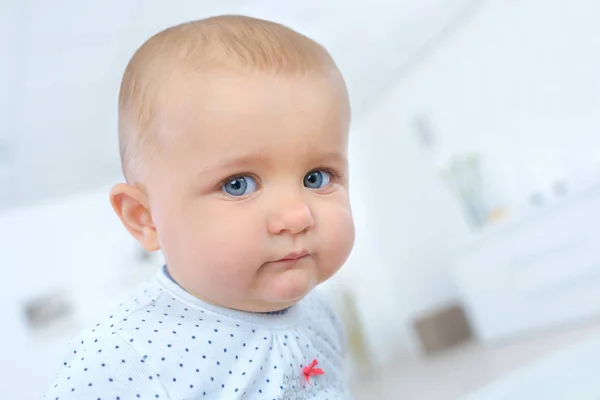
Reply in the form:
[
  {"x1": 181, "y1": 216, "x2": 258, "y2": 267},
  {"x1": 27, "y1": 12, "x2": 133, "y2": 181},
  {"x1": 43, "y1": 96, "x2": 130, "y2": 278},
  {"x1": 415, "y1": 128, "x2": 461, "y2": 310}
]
[
  {"x1": 298, "y1": 289, "x2": 346, "y2": 352},
  {"x1": 45, "y1": 287, "x2": 249, "y2": 398},
  {"x1": 300, "y1": 289, "x2": 342, "y2": 328}
]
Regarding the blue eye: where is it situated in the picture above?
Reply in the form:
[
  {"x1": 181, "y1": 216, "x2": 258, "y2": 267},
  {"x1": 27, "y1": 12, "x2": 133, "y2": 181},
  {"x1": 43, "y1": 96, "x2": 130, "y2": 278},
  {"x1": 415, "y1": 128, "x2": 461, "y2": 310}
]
[
  {"x1": 304, "y1": 170, "x2": 331, "y2": 189},
  {"x1": 222, "y1": 176, "x2": 257, "y2": 197}
]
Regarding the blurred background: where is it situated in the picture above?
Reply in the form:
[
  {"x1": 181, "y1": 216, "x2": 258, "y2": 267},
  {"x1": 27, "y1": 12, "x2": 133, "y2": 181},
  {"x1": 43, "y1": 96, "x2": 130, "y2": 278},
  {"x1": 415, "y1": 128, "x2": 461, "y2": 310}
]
[{"x1": 3, "y1": 0, "x2": 600, "y2": 398}]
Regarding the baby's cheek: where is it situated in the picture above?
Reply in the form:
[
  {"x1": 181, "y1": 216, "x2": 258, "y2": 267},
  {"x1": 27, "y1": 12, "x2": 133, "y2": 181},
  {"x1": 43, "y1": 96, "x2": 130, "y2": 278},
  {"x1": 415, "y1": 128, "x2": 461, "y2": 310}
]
[
  {"x1": 318, "y1": 203, "x2": 355, "y2": 275},
  {"x1": 198, "y1": 223, "x2": 264, "y2": 279},
  {"x1": 186, "y1": 241, "x2": 260, "y2": 302}
]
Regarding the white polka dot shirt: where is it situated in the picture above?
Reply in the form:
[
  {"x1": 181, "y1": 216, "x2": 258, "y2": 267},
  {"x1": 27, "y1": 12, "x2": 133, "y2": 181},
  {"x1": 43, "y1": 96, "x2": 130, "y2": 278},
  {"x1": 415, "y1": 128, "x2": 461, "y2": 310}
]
[{"x1": 44, "y1": 267, "x2": 352, "y2": 399}]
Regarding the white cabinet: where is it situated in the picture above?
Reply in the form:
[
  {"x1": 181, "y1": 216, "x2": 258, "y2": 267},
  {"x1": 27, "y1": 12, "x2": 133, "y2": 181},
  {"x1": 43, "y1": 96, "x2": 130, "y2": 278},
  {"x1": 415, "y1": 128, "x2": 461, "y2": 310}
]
[{"x1": 450, "y1": 185, "x2": 600, "y2": 342}]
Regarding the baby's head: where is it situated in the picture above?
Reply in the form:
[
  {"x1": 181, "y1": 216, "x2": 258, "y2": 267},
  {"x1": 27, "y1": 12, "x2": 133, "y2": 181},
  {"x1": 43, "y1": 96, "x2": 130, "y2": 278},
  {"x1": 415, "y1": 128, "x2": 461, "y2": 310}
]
[{"x1": 110, "y1": 15, "x2": 354, "y2": 313}]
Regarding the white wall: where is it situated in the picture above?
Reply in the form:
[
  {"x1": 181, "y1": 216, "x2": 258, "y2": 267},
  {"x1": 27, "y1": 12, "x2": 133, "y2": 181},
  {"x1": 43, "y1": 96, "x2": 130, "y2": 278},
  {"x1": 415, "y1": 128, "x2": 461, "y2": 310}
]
[
  {"x1": 344, "y1": 0, "x2": 600, "y2": 360},
  {"x1": 393, "y1": 0, "x2": 600, "y2": 205},
  {"x1": 0, "y1": 0, "x2": 22, "y2": 207}
]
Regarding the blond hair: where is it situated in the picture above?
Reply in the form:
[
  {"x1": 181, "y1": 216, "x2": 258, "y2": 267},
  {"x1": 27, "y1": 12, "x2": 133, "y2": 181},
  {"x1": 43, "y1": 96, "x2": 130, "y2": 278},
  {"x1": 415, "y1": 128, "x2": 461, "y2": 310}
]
[{"x1": 118, "y1": 15, "x2": 339, "y2": 182}]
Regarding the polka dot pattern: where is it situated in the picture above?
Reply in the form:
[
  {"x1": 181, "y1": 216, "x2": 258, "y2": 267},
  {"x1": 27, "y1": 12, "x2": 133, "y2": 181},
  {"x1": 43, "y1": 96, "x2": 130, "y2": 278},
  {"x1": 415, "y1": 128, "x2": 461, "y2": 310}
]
[{"x1": 43, "y1": 269, "x2": 350, "y2": 399}]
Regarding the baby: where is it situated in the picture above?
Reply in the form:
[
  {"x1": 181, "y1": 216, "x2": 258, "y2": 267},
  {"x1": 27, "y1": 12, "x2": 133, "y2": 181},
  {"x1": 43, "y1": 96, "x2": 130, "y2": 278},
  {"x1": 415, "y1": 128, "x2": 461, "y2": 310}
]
[{"x1": 44, "y1": 15, "x2": 355, "y2": 399}]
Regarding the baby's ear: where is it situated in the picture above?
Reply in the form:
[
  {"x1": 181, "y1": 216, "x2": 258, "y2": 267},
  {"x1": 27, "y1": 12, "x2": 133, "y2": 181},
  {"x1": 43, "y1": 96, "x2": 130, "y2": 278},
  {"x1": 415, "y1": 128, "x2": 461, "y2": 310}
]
[{"x1": 109, "y1": 183, "x2": 160, "y2": 252}]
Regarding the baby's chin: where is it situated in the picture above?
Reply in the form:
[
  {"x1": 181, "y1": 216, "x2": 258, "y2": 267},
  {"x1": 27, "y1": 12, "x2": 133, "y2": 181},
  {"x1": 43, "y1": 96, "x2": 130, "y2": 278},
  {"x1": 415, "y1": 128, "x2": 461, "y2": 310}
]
[{"x1": 255, "y1": 268, "x2": 319, "y2": 309}]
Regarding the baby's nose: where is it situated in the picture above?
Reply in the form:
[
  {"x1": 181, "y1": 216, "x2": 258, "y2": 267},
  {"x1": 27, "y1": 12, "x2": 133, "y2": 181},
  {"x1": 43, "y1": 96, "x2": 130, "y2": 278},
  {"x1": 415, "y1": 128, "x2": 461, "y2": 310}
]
[{"x1": 267, "y1": 202, "x2": 315, "y2": 235}]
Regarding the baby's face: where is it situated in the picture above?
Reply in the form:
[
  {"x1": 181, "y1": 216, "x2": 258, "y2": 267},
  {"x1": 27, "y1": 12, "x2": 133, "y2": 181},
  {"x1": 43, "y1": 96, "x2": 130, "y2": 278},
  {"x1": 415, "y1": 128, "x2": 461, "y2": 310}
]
[{"x1": 145, "y1": 70, "x2": 354, "y2": 312}]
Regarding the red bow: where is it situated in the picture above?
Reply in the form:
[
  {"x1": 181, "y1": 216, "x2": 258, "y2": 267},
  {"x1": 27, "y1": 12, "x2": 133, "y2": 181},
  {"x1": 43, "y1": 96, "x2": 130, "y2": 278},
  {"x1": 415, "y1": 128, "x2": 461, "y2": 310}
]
[{"x1": 303, "y1": 359, "x2": 324, "y2": 385}]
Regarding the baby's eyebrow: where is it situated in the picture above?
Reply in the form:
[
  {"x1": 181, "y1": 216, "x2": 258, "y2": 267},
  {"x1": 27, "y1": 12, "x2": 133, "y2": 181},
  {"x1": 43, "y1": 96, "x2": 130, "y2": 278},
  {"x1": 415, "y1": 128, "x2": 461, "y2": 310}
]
[
  {"x1": 312, "y1": 152, "x2": 348, "y2": 167},
  {"x1": 195, "y1": 151, "x2": 347, "y2": 178},
  {"x1": 196, "y1": 154, "x2": 267, "y2": 177}
]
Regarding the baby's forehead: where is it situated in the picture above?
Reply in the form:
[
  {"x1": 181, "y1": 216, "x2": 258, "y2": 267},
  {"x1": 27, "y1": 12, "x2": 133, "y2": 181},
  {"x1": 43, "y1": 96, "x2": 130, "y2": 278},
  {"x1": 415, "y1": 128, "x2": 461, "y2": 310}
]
[
  {"x1": 118, "y1": 16, "x2": 345, "y2": 183},
  {"x1": 153, "y1": 75, "x2": 348, "y2": 150},
  {"x1": 158, "y1": 66, "x2": 346, "y2": 123}
]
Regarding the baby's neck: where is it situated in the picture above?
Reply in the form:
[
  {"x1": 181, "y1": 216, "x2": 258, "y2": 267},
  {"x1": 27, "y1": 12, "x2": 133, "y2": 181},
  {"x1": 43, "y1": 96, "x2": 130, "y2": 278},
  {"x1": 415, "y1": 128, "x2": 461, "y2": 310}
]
[{"x1": 162, "y1": 265, "x2": 291, "y2": 315}]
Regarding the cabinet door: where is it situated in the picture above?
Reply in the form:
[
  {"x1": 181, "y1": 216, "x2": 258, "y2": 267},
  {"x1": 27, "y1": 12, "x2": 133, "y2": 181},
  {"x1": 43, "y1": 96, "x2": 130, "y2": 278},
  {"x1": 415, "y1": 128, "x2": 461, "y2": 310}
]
[{"x1": 452, "y1": 188, "x2": 600, "y2": 342}]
